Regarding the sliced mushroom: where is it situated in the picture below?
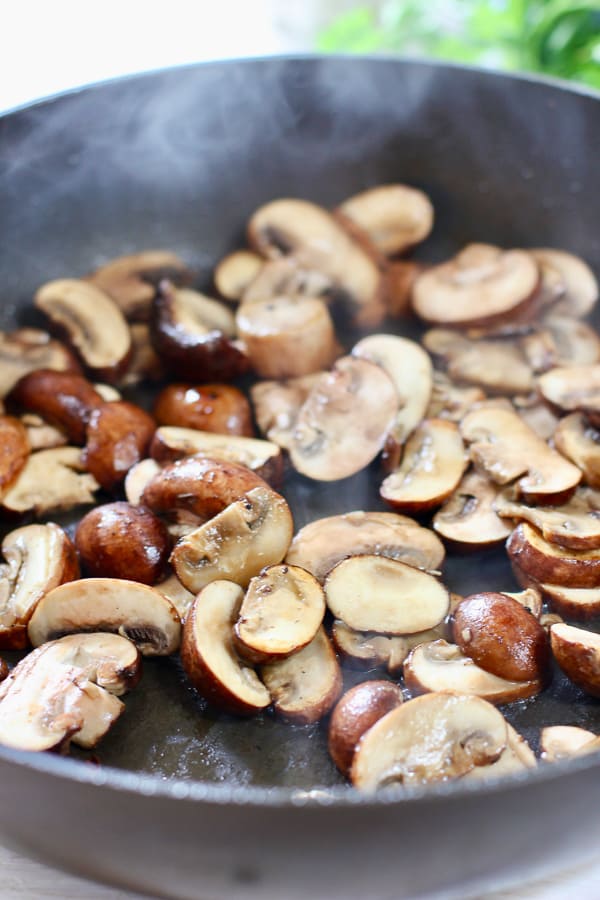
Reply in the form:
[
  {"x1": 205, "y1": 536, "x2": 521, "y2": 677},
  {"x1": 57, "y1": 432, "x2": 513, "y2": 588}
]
[
  {"x1": 460, "y1": 405, "x2": 581, "y2": 505},
  {"x1": 460, "y1": 723, "x2": 536, "y2": 780},
  {"x1": 214, "y1": 250, "x2": 264, "y2": 302},
  {"x1": 171, "y1": 485, "x2": 293, "y2": 593},
  {"x1": 382, "y1": 260, "x2": 423, "y2": 317},
  {"x1": 331, "y1": 620, "x2": 445, "y2": 674},
  {"x1": 495, "y1": 487, "x2": 600, "y2": 550},
  {"x1": 120, "y1": 322, "x2": 165, "y2": 386},
  {"x1": 536, "y1": 583, "x2": 600, "y2": 620},
  {"x1": 2, "y1": 447, "x2": 99, "y2": 515},
  {"x1": 20, "y1": 414, "x2": 68, "y2": 452},
  {"x1": 404, "y1": 640, "x2": 543, "y2": 704},
  {"x1": 35, "y1": 279, "x2": 132, "y2": 383},
  {"x1": 259, "y1": 627, "x2": 342, "y2": 724},
  {"x1": 529, "y1": 249, "x2": 598, "y2": 318},
  {"x1": 433, "y1": 469, "x2": 511, "y2": 549},
  {"x1": 7, "y1": 370, "x2": 105, "y2": 445},
  {"x1": 538, "y1": 364, "x2": 600, "y2": 420},
  {"x1": 0, "y1": 524, "x2": 79, "y2": 649},
  {"x1": 234, "y1": 564, "x2": 324, "y2": 663},
  {"x1": 28, "y1": 578, "x2": 181, "y2": 656},
  {"x1": 328, "y1": 681, "x2": 404, "y2": 777},
  {"x1": 154, "y1": 571, "x2": 196, "y2": 621},
  {"x1": 325, "y1": 555, "x2": 449, "y2": 635},
  {"x1": 150, "y1": 280, "x2": 248, "y2": 382},
  {"x1": 527, "y1": 316, "x2": 600, "y2": 368},
  {"x1": 88, "y1": 249, "x2": 193, "y2": 321},
  {"x1": 124, "y1": 458, "x2": 162, "y2": 506},
  {"x1": 0, "y1": 416, "x2": 30, "y2": 499},
  {"x1": 352, "y1": 334, "x2": 433, "y2": 466},
  {"x1": 0, "y1": 328, "x2": 80, "y2": 399},
  {"x1": 289, "y1": 356, "x2": 397, "y2": 481},
  {"x1": 550, "y1": 623, "x2": 600, "y2": 697},
  {"x1": 338, "y1": 184, "x2": 434, "y2": 256},
  {"x1": 0, "y1": 632, "x2": 141, "y2": 751},
  {"x1": 285, "y1": 510, "x2": 444, "y2": 583},
  {"x1": 554, "y1": 413, "x2": 600, "y2": 488},
  {"x1": 425, "y1": 372, "x2": 486, "y2": 422},
  {"x1": 507, "y1": 522, "x2": 600, "y2": 589},
  {"x1": 502, "y1": 587, "x2": 543, "y2": 620},
  {"x1": 350, "y1": 692, "x2": 508, "y2": 791},
  {"x1": 83, "y1": 401, "x2": 156, "y2": 492},
  {"x1": 412, "y1": 244, "x2": 539, "y2": 328},
  {"x1": 380, "y1": 418, "x2": 467, "y2": 513},
  {"x1": 512, "y1": 393, "x2": 559, "y2": 440},
  {"x1": 241, "y1": 257, "x2": 332, "y2": 307},
  {"x1": 540, "y1": 725, "x2": 598, "y2": 762},
  {"x1": 247, "y1": 198, "x2": 385, "y2": 329},
  {"x1": 150, "y1": 427, "x2": 282, "y2": 486},
  {"x1": 153, "y1": 383, "x2": 253, "y2": 437},
  {"x1": 249, "y1": 372, "x2": 323, "y2": 449},
  {"x1": 180, "y1": 581, "x2": 270, "y2": 716}
]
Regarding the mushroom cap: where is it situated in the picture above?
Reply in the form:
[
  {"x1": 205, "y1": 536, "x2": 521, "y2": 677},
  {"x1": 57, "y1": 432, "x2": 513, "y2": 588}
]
[
  {"x1": 529, "y1": 249, "x2": 598, "y2": 318},
  {"x1": 507, "y1": 522, "x2": 600, "y2": 589},
  {"x1": 554, "y1": 413, "x2": 600, "y2": 489},
  {"x1": 214, "y1": 250, "x2": 264, "y2": 303},
  {"x1": 495, "y1": 487, "x2": 600, "y2": 550},
  {"x1": 433, "y1": 469, "x2": 511, "y2": 549},
  {"x1": 338, "y1": 184, "x2": 434, "y2": 256},
  {"x1": 328, "y1": 680, "x2": 404, "y2": 776},
  {"x1": 550, "y1": 623, "x2": 600, "y2": 697},
  {"x1": 538, "y1": 364, "x2": 600, "y2": 417}
]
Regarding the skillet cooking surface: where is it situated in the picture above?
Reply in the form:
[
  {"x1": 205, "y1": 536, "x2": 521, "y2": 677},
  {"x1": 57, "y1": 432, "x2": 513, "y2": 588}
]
[{"x1": 1, "y1": 57, "x2": 600, "y2": 791}]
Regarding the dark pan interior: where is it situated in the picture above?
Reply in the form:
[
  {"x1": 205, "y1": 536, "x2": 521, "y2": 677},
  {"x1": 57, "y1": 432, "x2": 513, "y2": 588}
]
[{"x1": 1, "y1": 57, "x2": 600, "y2": 790}]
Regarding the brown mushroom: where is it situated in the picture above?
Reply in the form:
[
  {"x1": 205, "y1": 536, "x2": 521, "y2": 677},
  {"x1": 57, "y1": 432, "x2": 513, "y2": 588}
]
[
  {"x1": 526, "y1": 316, "x2": 600, "y2": 368},
  {"x1": 153, "y1": 383, "x2": 253, "y2": 436},
  {"x1": 495, "y1": 487, "x2": 600, "y2": 550},
  {"x1": 19, "y1": 414, "x2": 68, "y2": 452},
  {"x1": 507, "y1": 522, "x2": 600, "y2": 588},
  {"x1": 7, "y1": 370, "x2": 105, "y2": 445},
  {"x1": 214, "y1": 250, "x2": 264, "y2": 302},
  {"x1": 529, "y1": 249, "x2": 598, "y2": 318},
  {"x1": 337, "y1": 184, "x2": 434, "y2": 256},
  {"x1": 502, "y1": 587, "x2": 543, "y2": 620},
  {"x1": 536, "y1": 583, "x2": 600, "y2": 621},
  {"x1": 154, "y1": 571, "x2": 196, "y2": 621},
  {"x1": 425, "y1": 372, "x2": 486, "y2": 422},
  {"x1": 512, "y1": 393, "x2": 559, "y2": 440},
  {"x1": 0, "y1": 416, "x2": 30, "y2": 499},
  {"x1": 249, "y1": 372, "x2": 323, "y2": 449},
  {"x1": 540, "y1": 725, "x2": 597, "y2": 762},
  {"x1": 550, "y1": 623, "x2": 600, "y2": 697},
  {"x1": 328, "y1": 681, "x2": 404, "y2": 776},
  {"x1": 554, "y1": 413, "x2": 600, "y2": 488},
  {"x1": 0, "y1": 328, "x2": 80, "y2": 399},
  {"x1": 433, "y1": 469, "x2": 512, "y2": 549},
  {"x1": 83, "y1": 401, "x2": 156, "y2": 492},
  {"x1": 2, "y1": 447, "x2": 99, "y2": 516},
  {"x1": 330, "y1": 619, "x2": 445, "y2": 674},
  {"x1": 459, "y1": 723, "x2": 537, "y2": 780},
  {"x1": 241, "y1": 257, "x2": 332, "y2": 308},
  {"x1": 120, "y1": 322, "x2": 165, "y2": 386},
  {"x1": 382, "y1": 260, "x2": 424, "y2": 317},
  {"x1": 259, "y1": 627, "x2": 342, "y2": 724},
  {"x1": 538, "y1": 364, "x2": 600, "y2": 420}
]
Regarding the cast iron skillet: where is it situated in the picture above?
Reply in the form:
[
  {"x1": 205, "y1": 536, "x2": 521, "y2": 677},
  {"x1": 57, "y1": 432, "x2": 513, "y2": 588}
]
[{"x1": 0, "y1": 57, "x2": 600, "y2": 900}]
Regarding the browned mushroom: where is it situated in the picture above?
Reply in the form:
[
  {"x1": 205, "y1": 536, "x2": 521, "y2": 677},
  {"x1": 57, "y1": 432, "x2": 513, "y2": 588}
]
[
  {"x1": 382, "y1": 260, "x2": 424, "y2": 317},
  {"x1": 551, "y1": 623, "x2": 600, "y2": 697},
  {"x1": 330, "y1": 619, "x2": 446, "y2": 674},
  {"x1": 124, "y1": 458, "x2": 162, "y2": 506},
  {"x1": 337, "y1": 184, "x2": 434, "y2": 256},
  {"x1": 249, "y1": 372, "x2": 323, "y2": 449},
  {"x1": 433, "y1": 469, "x2": 512, "y2": 549},
  {"x1": 507, "y1": 522, "x2": 600, "y2": 588},
  {"x1": 0, "y1": 328, "x2": 80, "y2": 399},
  {"x1": 153, "y1": 383, "x2": 254, "y2": 436},
  {"x1": 538, "y1": 364, "x2": 600, "y2": 420},
  {"x1": 425, "y1": 372, "x2": 486, "y2": 422},
  {"x1": 512, "y1": 393, "x2": 559, "y2": 440},
  {"x1": 328, "y1": 681, "x2": 404, "y2": 776},
  {"x1": 536, "y1": 583, "x2": 600, "y2": 621},
  {"x1": 0, "y1": 416, "x2": 30, "y2": 499},
  {"x1": 120, "y1": 322, "x2": 165, "y2": 386},
  {"x1": 2, "y1": 447, "x2": 99, "y2": 516},
  {"x1": 7, "y1": 370, "x2": 105, "y2": 445},
  {"x1": 495, "y1": 487, "x2": 600, "y2": 550},
  {"x1": 540, "y1": 725, "x2": 597, "y2": 762},
  {"x1": 214, "y1": 250, "x2": 263, "y2": 302},
  {"x1": 241, "y1": 257, "x2": 332, "y2": 308},
  {"x1": 554, "y1": 413, "x2": 600, "y2": 488},
  {"x1": 529, "y1": 249, "x2": 598, "y2": 318},
  {"x1": 459, "y1": 723, "x2": 537, "y2": 780},
  {"x1": 526, "y1": 316, "x2": 600, "y2": 368},
  {"x1": 83, "y1": 401, "x2": 156, "y2": 492}
]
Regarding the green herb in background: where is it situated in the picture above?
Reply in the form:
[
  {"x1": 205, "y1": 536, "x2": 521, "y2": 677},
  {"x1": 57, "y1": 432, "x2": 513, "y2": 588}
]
[{"x1": 317, "y1": 0, "x2": 600, "y2": 88}]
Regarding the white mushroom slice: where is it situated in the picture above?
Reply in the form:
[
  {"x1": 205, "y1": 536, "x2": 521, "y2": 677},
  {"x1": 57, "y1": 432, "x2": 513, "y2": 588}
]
[
  {"x1": 181, "y1": 581, "x2": 270, "y2": 716},
  {"x1": 247, "y1": 198, "x2": 385, "y2": 329},
  {"x1": 507, "y1": 522, "x2": 600, "y2": 588},
  {"x1": 236, "y1": 295, "x2": 337, "y2": 379},
  {"x1": 495, "y1": 487, "x2": 600, "y2": 550},
  {"x1": 285, "y1": 510, "x2": 444, "y2": 583},
  {"x1": 35, "y1": 279, "x2": 132, "y2": 383},
  {"x1": 433, "y1": 470, "x2": 511, "y2": 549},
  {"x1": 214, "y1": 250, "x2": 264, "y2": 302},
  {"x1": 92, "y1": 383, "x2": 122, "y2": 402},
  {"x1": 163, "y1": 286, "x2": 237, "y2": 337},
  {"x1": 502, "y1": 587, "x2": 543, "y2": 620},
  {"x1": 352, "y1": 334, "x2": 433, "y2": 457},
  {"x1": 260, "y1": 627, "x2": 342, "y2": 724},
  {"x1": 412, "y1": 244, "x2": 539, "y2": 328},
  {"x1": 537, "y1": 583, "x2": 600, "y2": 620},
  {"x1": 351, "y1": 692, "x2": 508, "y2": 791},
  {"x1": 325, "y1": 555, "x2": 449, "y2": 635},
  {"x1": 250, "y1": 373, "x2": 323, "y2": 449},
  {"x1": 289, "y1": 357, "x2": 397, "y2": 481},
  {"x1": 124, "y1": 458, "x2": 162, "y2": 506},
  {"x1": 538, "y1": 364, "x2": 600, "y2": 419},
  {"x1": 27, "y1": 578, "x2": 181, "y2": 656},
  {"x1": 530, "y1": 249, "x2": 598, "y2": 318},
  {"x1": 554, "y1": 413, "x2": 600, "y2": 488},
  {"x1": 380, "y1": 419, "x2": 467, "y2": 513},
  {"x1": 460, "y1": 405, "x2": 581, "y2": 504},
  {"x1": 512, "y1": 394, "x2": 559, "y2": 441},
  {"x1": 540, "y1": 725, "x2": 598, "y2": 762},
  {"x1": 0, "y1": 328, "x2": 78, "y2": 399},
  {"x1": 0, "y1": 524, "x2": 79, "y2": 649},
  {"x1": 2, "y1": 447, "x2": 99, "y2": 515},
  {"x1": 425, "y1": 372, "x2": 486, "y2": 423},
  {"x1": 331, "y1": 620, "x2": 445, "y2": 674},
  {"x1": 404, "y1": 640, "x2": 543, "y2": 704},
  {"x1": 0, "y1": 632, "x2": 140, "y2": 751},
  {"x1": 88, "y1": 249, "x2": 192, "y2": 320},
  {"x1": 338, "y1": 184, "x2": 434, "y2": 256},
  {"x1": 550, "y1": 623, "x2": 600, "y2": 697},
  {"x1": 241, "y1": 257, "x2": 332, "y2": 307},
  {"x1": 460, "y1": 724, "x2": 536, "y2": 780},
  {"x1": 235, "y1": 564, "x2": 325, "y2": 663},
  {"x1": 171, "y1": 485, "x2": 293, "y2": 593},
  {"x1": 20, "y1": 413, "x2": 68, "y2": 451},
  {"x1": 532, "y1": 316, "x2": 600, "y2": 367}
]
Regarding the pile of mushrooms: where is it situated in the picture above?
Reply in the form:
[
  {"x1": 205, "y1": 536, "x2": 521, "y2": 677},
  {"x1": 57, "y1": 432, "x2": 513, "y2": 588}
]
[{"x1": 0, "y1": 184, "x2": 599, "y2": 793}]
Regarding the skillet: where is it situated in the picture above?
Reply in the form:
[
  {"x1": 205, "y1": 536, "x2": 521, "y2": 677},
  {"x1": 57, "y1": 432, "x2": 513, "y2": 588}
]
[{"x1": 0, "y1": 56, "x2": 600, "y2": 899}]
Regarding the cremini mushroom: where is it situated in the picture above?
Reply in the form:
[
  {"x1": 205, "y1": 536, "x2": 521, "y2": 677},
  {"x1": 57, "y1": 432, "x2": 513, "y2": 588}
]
[
  {"x1": 0, "y1": 328, "x2": 79, "y2": 399},
  {"x1": 289, "y1": 356, "x2": 398, "y2": 481},
  {"x1": 538, "y1": 364, "x2": 600, "y2": 420},
  {"x1": 512, "y1": 393, "x2": 559, "y2": 440},
  {"x1": 330, "y1": 619, "x2": 446, "y2": 674},
  {"x1": 0, "y1": 416, "x2": 30, "y2": 499},
  {"x1": 181, "y1": 581, "x2": 270, "y2": 715},
  {"x1": 535, "y1": 583, "x2": 600, "y2": 620},
  {"x1": 540, "y1": 725, "x2": 598, "y2": 762},
  {"x1": 550, "y1": 623, "x2": 600, "y2": 697},
  {"x1": 495, "y1": 487, "x2": 600, "y2": 550},
  {"x1": 83, "y1": 401, "x2": 156, "y2": 492},
  {"x1": 241, "y1": 257, "x2": 332, "y2": 308},
  {"x1": 503, "y1": 587, "x2": 543, "y2": 620},
  {"x1": 249, "y1": 372, "x2": 323, "y2": 449},
  {"x1": 425, "y1": 372, "x2": 486, "y2": 422},
  {"x1": 214, "y1": 250, "x2": 264, "y2": 302},
  {"x1": 19, "y1": 414, "x2": 68, "y2": 452},
  {"x1": 0, "y1": 632, "x2": 141, "y2": 751},
  {"x1": 153, "y1": 383, "x2": 254, "y2": 436},
  {"x1": 27, "y1": 578, "x2": 181, "y2": 656},
  {"x1": 433, "y1": 469, "x2": 512, "y2": 549},
  {"x1": 554, "y1": 413, "x2": 600, "y2": 488},
  {"x1": 154, "y1": 571, "x2": 196, "y2": 621},
  {"x1": 337, "y1": 184, "x2": 434, "y2": 256},
  {"x1": 460, "y1": 723, "x2": 537, "y2": 780},
  {"x1": 124, "y1": 458, "x2": 162, "y2": 506},
  {"x1": 7, "y1": 370, "x2": 105, "y2": 445},
  {"x1": 529, "y1": 249, "x2": 598, "y2": 318},
  {"x1": 121, "y1": 322, "x2": 165, "y2": 386},
  {"x1": 324, "y1": 555, "x2": 449, "y2": 635},
  {"x1": 530, "y1": 316, "x2": 600, "y2": 367},
  {"x1": 328, "y1": 681, "x2": 404, "y2": 776},
  {"x1": 2, "y1": 447, "x2": 99, "y2": 515},
  {"x1": 259, "y1": 627, "x2": 342, "y2": 724},
  {"x1": 507, "y1": 522, "x2": 600, "y2": 588}
]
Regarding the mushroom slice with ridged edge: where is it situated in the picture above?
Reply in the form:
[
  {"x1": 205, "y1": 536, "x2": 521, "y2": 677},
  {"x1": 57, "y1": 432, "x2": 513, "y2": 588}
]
[
  {"x1": 181, "y1": 581, "x2": 270, "y2": 716},
  {"x1": 289, "y1": 356, "x2": 397, "y2": 482},
  {"x1": 433, "y1": 469, "x2": 511, "y2": 549},
  {"x1": 234, "y1": 564, "x2": 325, "y2": 663},
  {"x1": 0, "y1": 416, "x2": 29, "y2": 498},
  {"x1": 328, "y1": 681, "x2": 404, "y2": 777},
  {"x1": 88, "y1": 249, "x2": 193, "y2": 321},
  {"x1": 352, "y1": 334, "x2": 433, "y2": 468},
  {"x1": 0, "y1": 328, "x2": 80, "y2": 399},
  {"x1": 538, "y1": 365, "x2": 600, "y2": 421},
  {"x1": 540, "y1": 725, "x2": 598, "y2": 762},
  {"x1": 550, "y1": 623, "x2": 600, "y2": 697},
  {"x1": 495, "y1": 487, "x2": 600, "y2": 550},
  {"x1": 554, "y1": 413, "x2": 600, "y2": 488},
  {"x1": 0, "y1": 632, "x2": 141, "y2": 751},
  {"x1": 214, "y1": 250, "x2": 264, "y2": 302},
  {"x1": 285, "y1": 510, "x2": 444, "y2": 583},
  {"x1": 350, "y1": 692, "x2": 509, "y2": 791},
  {"x1": 331, "y1": 620, "x2": 445, "y2": 675},
  {"x1": 337, "y1": 184, "x2": 434, "y2": 256},
  {"x1": 460, "y1": 405, "x2": 580, "y2": 505},
  {"x1": 412, "y1": 244, "x2": 539, "y2": 328},
  {"x1": 460, "y1": 723, "x2": 537, "y2": 781},
  {"x1": 35, "y1": 279, "x2": 132, "y2": 383},
  {"x1": 2, "y1": 447, "x2": 99, "y2": 516},
  {"x1": 150, "y1": 427, "x2": 283, "y2": 486},
  {"x1": 250, "y1": 372, "x2": 323, "y2": 449},
  {"x1": 247, "y1": 198, "x2": 385, "y2": 329},
  {"x1": 27, "y1": 578, "x2": 181, "y2": 656},
  {"x1": 171, "y1": 485, "x2": 293, "y2": 593},
  {"x1": 325, "y1": 555, "x2": 449, "y2": 635},
  {"x1": 260, "y1": 627, "x2": 342, "y2": 724},
  {"x1": 425, "y1": 372, "x2": 486, "y2": 422},
  {"x1": 404, "y1": 640, "x2": 543, "y2": 704},
  {"x1": 507, "y1": 522, "x2": 600, "y2": 589},
  {"x1": 380, "y1": 418, "x2": 467, "y2": 513},
  {"x1": 0, "y1": 524, "x2": 79, "y2": 650},
  {"x1": 529, "y1": 249, "x2": 598, "y2": 318}
]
